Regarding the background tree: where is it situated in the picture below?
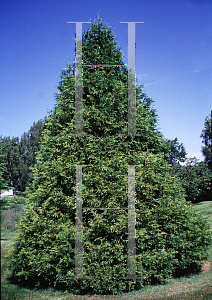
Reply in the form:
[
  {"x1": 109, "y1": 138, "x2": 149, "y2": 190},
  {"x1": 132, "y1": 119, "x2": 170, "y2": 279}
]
[
  {"x1": 0, "y1": 136, "x2": 20, "y2": 194},
  {"x1": 0, "y1": 152, "x2": 10, "y2": 191},
  {"x1": 164, "y1": 137, "x2": 187, "y2": 165},
  {"x1": 164, "y1": 136, "x2": 211, "y2": 202},
  {"x1": 0, "y1": 119, "x2": 45, "y2": 193},
  {"x1": 170, "y1": 157, "x2": 212, "y2": 203},
  {"x1": 18, "y1": 119, "x2": 45, "y2": 191},
  {"x1": 9, "y1": 17, "x2": 211, "y2": 295},
  {"x1": 200, "y1": 112, "x2": 212, "y2": 170}
]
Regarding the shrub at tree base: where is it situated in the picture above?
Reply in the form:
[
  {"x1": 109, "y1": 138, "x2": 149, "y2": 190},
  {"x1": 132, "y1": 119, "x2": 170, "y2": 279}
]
[{"x1": 8, "y1": 18, "x2": 211, "y2": 295}]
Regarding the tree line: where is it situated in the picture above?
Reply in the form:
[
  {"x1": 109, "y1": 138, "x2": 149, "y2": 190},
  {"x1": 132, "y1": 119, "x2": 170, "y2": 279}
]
[
  {"x1": 0, "y1": 112, "x2": 211, "y2": 203},
  {"x1": 0, "y1": 119, "x2": 45, "y2": 194}
]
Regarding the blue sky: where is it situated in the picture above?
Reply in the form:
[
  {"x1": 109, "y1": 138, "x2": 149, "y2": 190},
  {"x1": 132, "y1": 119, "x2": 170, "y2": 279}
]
[{"x1": 1, "y1": 0, "x2": 211, "y2": 161}]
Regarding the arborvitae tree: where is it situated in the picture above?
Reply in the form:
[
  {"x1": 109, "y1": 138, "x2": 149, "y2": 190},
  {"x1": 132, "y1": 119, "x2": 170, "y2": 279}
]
[{"x1": 9, "y1": 17, "x2": 211, "y2": 295}]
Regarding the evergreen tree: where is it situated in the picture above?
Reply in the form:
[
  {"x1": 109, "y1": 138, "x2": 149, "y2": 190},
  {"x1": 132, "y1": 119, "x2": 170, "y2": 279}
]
[{"x1": 9, "y1": 17, "x2": 211, "y2": 295}]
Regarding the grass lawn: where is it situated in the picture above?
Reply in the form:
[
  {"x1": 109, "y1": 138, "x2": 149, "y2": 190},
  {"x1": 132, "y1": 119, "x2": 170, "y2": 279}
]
[{"x1": 1, "y1": 201, "x2": 212, "y2": 300}]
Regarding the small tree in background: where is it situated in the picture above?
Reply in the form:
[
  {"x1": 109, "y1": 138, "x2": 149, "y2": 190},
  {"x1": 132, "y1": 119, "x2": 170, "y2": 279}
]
[
  {"x1": 8, "y1": 17, "x2": 211, "y2": 295},
  {"x1": 0, "y1": 119, "x2": 45, "y2": 194},
  {"x1": 170, "y1": 157, "x2": 212, "y2": 203},
  {"x1": 164, "y1": 137, "x2": 187, "y2": 165},
  {"x1": 0, "y1": 153, "x2": 10, "y2": 191},
  {"x1": 18, "y1": 119, "x2": 45, "y2": 191},
  {"x1": 201, "y1": 112, "x2": 212, "y2": 171},
  {"x1": 0, "y1": 136, "x2": 20, "y2": 194}
]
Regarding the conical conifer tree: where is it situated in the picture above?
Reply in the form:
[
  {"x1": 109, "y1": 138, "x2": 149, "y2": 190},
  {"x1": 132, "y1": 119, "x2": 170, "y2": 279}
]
[{"x1": 9, "y1": 17, "x2": 211, "y2": 295}]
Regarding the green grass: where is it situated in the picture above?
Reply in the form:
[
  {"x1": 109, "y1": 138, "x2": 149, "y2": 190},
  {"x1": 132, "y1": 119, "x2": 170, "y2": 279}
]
[{"x1": 1, "y1": 201, "x2": 212, "y2": 300}]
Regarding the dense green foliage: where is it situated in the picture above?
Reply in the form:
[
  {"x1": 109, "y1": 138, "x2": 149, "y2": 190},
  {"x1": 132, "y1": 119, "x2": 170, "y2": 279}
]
[
  {"x1": 200, "y1": 112, "x2": 212, "y2": 171},
  {"x1": 0, "y1": 119, "x2": 44, "y2": 193},
  {"x1": 9, "y1": 18, "x2": 211, "y2": 295},
  {"x1": 170, "y1": 158, "x2": 212, "y2": 203}
]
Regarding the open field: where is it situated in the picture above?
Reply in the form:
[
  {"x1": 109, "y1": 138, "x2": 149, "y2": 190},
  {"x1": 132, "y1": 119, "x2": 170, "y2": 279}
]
[{"x1": 1, "y1": 201, "x2": 212, "y2": 299}]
